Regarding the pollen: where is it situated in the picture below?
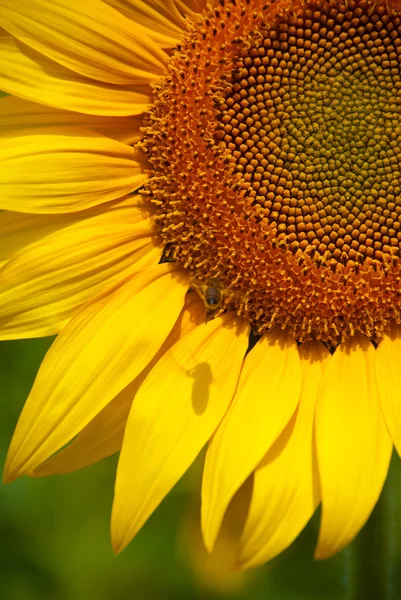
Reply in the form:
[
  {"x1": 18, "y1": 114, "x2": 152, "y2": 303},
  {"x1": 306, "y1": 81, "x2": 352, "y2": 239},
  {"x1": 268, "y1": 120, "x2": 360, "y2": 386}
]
[{"x1": 140, "y1": 0, "x2": 401, "y2": 345}]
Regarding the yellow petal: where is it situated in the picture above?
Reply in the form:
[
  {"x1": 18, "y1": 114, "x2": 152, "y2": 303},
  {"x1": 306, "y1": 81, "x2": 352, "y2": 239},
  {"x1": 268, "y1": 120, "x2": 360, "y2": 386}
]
[
  {"x1": 3, "y1": 264, "x2": 189, "y2": 482},
  {"x1": 111, "y1": 312, "x2": 250, "y2": 554},
  {"x1": 375, "y1": 324, "x2": 401, "y2": 457},
  {"x1": 315, "y1": 333, "x2": 393, "y2": 559},
  {"x1": 236, "y1": 341, "x2": 330, "y2": 570},
  {"x1": 0, "y1": 128, "x2": 147, "y2": 213},
  {"x1": 0, "y1": 36, "x2": 151, "y2": 116},
  {"x1": 105, "y1": 0, "x2": 185, "y2": 47},
  {"x1": 201, "y1": 327, "x2": 302, "y2": 552},
  {"x1": 0, "y1": 216, "x2": 160, "y2": 340},
  {"x1": 175, "y1": 0, "x2": 206, "y2": 18},
  {"x1": 0, "y1": 0, "x2": 167, "y2": 84},
  {"x1": 31, "y1": 379, "x2": 138, "y2": 477},
  {"x1": 0, "y1": 195, "x2": 154, "y2": 266},
  {"x1": 32, "y1": 293, "x2": 206, "y2": 476},
  {"x1": 0, "y1": 95, "x2": 143, "y2": 144}
]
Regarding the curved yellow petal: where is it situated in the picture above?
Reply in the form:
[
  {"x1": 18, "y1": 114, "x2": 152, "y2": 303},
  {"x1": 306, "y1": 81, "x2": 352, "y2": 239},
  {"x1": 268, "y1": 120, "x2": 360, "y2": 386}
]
[
  {"x1": 0, "y1": 36, "x2": 151, "y2": 116},
  {"x1": 31, "y1": 379, "x2": 139, "y2": 477},
  {"x1": 375, "y1": 324, "x2": 401, "y2": 457},
  {"x1": 3, "y1": 265, "x2": 189, "y2": 482},
  {"x1": 32, "y1": 293, "x2": 206, "y2": 476},
  {"x1": 0, "y1": 195, "x2": 154, "y2": 266},
  {"x1": 315, "y1": 333, "x2": 393, "y2": 559},
  {"x1": 0, "y1": 128, "x2": 147, "y2": 213},
  {"x1": 236, "y1": 341, "x2": 330, "y2": 570},
  {"x1": 175, "y1": 0, "x2": 206, "y2": 18},
  {"x1": 201, "y1": 328, "x2": 302, "y2": 552},
  {"x1": 105, "y1": 0, "x2": 185, "y2": 47},
  {"x1": 0, "y1": 95, "x2": 144, "y2": 144},
  {"x1": 111, "y1": 313, "x2": 250, "y2": 554},
  {"x1": 0, "y1": 0, "x2": 167, "y2": 84},
  {"x1": 0, "y1": 216, "x2": 160, "y2": 340}
]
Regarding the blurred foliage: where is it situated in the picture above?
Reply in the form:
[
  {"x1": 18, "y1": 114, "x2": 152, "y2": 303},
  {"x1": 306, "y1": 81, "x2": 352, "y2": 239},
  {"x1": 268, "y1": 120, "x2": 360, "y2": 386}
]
[{"x1": 1, "y1": 336, "x2": 401, "y2": 599}]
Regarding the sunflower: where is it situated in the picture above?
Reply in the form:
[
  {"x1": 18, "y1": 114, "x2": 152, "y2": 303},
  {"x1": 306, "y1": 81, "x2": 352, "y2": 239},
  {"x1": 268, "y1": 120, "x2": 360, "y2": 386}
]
[{"x1": 1, "y1": 0, "x2": 401, "y2": 571}]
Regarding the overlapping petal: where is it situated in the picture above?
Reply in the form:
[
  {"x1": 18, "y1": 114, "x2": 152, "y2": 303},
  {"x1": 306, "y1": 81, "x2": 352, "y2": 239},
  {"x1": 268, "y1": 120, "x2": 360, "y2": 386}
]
[
  {"x1": 105, "y1": 0, "x2": 186, "y2": 47},
  {"x1": 0, "y1": 95, "x2": 143, "y2": 143},
  {"x1": 32, "y1": 380, "x2": 139, "y2": 477},
  {"x1": 0, "y1": 128, "x2": 147, "y2": 213},
  {"x1": 0, "y1": 213, "x2": 160, "y2": 339},
  {"x1": 3, "y1": 264, "x2": 189, "y2": 482},
  {"x1": 0, "y1": 195, "x2": 153, "y2": 266},
  {"x1": 236, "y1": 341, "x2": 329, "y2": 569},
  {"x1": 32, "y1": 293, "x2": 206, "y2": 476},
  {"x1": 315, "y1": 333, "x2": 393, "y2": 559},
  {"x1": 201, "y1": 328, "x2": 302, "y2": 552},
  {"x1": 0, "y1": 37, "x2": 151, "y2": 116},
  {"x1": 375, "y1": 324, "x2": 401, "y2": 457},
  {"x1": 175, "y1": 0, "x2": 207, "y2": 18},
  {"x1": 0, "y1": 0, "x2": 168, "y2": 84},
  {"x1": 111, "y1": 313, "x2": 250, "y2": 554}
]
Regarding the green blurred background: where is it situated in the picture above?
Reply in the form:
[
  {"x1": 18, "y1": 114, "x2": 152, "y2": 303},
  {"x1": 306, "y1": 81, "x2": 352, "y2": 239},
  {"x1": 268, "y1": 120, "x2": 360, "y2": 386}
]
[{"x1": 1, "y1": 337, "x2": 401, "y2": 600}]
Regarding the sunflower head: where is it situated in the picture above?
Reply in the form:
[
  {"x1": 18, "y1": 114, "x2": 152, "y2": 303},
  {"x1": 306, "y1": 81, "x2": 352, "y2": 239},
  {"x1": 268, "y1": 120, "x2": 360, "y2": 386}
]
[
  {"x1": 140, "y1": 0, "x2": 401, "y2": 346},
  {"x1": 1, "y1": 0, "x2": 401, "y2": 582}
]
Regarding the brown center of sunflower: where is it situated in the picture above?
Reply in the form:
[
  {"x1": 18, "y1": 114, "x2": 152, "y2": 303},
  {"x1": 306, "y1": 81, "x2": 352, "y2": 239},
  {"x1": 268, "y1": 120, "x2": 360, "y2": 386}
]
[{"x1": 140, "y1": 0, "x2": 401, "y2": 345}]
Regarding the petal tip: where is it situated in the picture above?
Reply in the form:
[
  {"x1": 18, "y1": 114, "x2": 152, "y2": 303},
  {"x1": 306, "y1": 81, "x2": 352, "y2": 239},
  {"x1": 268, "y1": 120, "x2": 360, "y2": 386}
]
[
  {"x1": 314, "y1": 548, "x2": 329, "y2": 561},
  {"x1": 234, "y1": 544, "x2": 266, "y2": 572},
  {"x1": 111, "y1": 539, "x2": 124, "y2": 556},
  {"x1": 3, "y1": 461, "x2": 21, "y2": 484},
  {"x1": 111, "y1": 527, "x2": 130, "y2": 556},
  {"x1": 3, "y1": 440, "x2": 36, "y2": 483},
  {"x1": 2, "y1": 472, "x2": 14, "y2": 485},
  {"x1": 200, "y1": 519, "x2": 218, "y2": 555},
  {"x1": 314, "y1": 539, "x2": 340, "y2": 561},
  {"x1": 110, "y1": 509, "x2": 136, "y2": 556},
  {"x1": 232, "y1": 555, "x2": 250, "y2": 572}
]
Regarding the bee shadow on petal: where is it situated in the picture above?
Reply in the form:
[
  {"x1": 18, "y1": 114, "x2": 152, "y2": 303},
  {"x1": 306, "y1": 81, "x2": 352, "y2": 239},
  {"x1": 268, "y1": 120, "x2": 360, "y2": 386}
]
[{"x1": 187, "y1": 362, "x2": 213, "y2": 416}]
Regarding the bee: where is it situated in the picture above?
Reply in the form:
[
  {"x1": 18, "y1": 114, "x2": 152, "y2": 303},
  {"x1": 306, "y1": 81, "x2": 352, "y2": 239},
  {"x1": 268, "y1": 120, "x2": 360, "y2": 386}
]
[{"x1": 190, "y1": 277, "x2": 227, "y2": 319}]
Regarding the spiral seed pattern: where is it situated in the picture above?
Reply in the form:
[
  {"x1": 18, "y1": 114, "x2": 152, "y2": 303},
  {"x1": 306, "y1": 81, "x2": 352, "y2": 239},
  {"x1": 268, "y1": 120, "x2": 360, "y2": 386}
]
[
  {"x1": 216, "y1": 1, "x2": 401, "y2": 267},
  {"x1": 141, "y1": 0, "x2": 401, "y2": 345}
]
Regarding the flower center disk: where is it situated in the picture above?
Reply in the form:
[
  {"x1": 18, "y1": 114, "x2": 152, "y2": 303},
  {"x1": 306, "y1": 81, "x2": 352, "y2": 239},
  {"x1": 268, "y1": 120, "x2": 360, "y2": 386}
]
[{"x1": 141, "y1": 0, "x2": 401, "y2": 345}]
